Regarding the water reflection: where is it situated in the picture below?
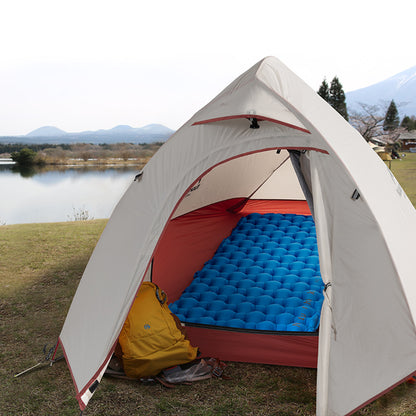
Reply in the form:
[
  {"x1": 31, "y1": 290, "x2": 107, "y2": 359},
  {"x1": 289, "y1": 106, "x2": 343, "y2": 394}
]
[
  {"x1": 0, "y1": 164, "x2": 41, "y2": 178},
  {"x1": 0, "y1": 164, "x2": 138, "y2": 225},
  {"x1": 0, "y1": 163, "x2": 137, "y2": 178}
]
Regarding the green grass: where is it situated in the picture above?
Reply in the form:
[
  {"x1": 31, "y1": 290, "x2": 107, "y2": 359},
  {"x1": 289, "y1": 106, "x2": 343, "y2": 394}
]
[
  {"x1": 1, "y1": 154, "x2": 416, "y2": 415},
  {"x1": 390, "y1": 153, "x2": 416, "y2": 206},
  {"x1": 0, "y1": 220, "x2": 107, "y2": 415}
]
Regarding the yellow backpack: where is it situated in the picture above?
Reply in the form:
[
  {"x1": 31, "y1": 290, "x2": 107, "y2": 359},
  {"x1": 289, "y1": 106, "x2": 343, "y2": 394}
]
[{"x1": 118, "y1": 282, "x2": 198, "y2": 378}]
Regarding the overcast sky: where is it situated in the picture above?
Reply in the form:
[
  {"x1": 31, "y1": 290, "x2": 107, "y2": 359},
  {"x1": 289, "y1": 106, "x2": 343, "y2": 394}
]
[{"x1": 1, "y1": 0, "x2": 415, "y2": 136}]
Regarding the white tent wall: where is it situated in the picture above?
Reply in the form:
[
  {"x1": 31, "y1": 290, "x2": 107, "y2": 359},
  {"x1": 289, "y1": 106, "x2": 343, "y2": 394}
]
[
  {"x1": 283, "y1": 64, "x2": 416, "y2": 413},
  {"x1": 309, "y1": 151, "x2": 416, "y2": 415},
  {"x1": 59, "y1": 57, "x2": 416, "y2": 414}
]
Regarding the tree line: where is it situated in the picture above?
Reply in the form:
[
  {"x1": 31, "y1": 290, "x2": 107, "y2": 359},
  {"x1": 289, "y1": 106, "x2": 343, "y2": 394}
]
[
  {"x1": 5, "y1": 142, "x2": 163, "y2": 167},
  {"x1": 0, "y1": 143, "x2": 72, "y2": 154}
]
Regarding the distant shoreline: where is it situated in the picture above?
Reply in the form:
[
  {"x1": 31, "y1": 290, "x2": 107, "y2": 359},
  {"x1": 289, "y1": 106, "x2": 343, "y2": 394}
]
[
  {"x1": 0, "y1": 142, "x2": 162, "y2": 168},
  {"x1": 47, "y1": 157, "x2": 149, "y2": 167},
  {"x1": 0, "y1": 157, "x2": 148, "y2": 170}
]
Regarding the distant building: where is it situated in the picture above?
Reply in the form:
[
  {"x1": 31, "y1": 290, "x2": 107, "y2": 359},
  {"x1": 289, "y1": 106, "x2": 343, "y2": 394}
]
[
  {"x1": 368, "y1": 137, "x2": 387, "y2": 147},
  {"x1": 399, "y1": 132, "x2": 416, "y2": 152}
]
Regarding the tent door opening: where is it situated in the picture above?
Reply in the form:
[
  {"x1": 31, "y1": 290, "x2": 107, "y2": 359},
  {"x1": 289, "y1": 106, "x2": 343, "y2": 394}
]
[{"x1": 149, "y1": 148, "x2": 325, "y2": 367}]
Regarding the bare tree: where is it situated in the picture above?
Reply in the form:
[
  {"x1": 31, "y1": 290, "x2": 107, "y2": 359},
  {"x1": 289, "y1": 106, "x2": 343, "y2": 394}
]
[
  {"x1": 349, "y1": 102, "x2": 404, "y2": 145},
  {"x1": 349, "y1": 103, "x2": 386, "y2": 142}
]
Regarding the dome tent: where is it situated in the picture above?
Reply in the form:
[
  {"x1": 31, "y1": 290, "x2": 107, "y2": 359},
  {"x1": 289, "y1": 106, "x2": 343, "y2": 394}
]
[{"x1": 59, "y1": 57, "x2": 416, "y2": 415}]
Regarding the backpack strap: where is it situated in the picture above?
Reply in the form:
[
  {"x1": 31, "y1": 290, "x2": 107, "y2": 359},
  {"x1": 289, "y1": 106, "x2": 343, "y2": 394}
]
[{"x1": 155, "y1": 285, "x2": 167, "y2": 305}]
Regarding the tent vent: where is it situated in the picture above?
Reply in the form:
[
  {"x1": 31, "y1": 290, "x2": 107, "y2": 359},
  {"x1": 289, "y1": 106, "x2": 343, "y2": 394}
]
[
  {"x1": 89, "y1": 380, "x2": 99, "y2": 393},
  {"x1": 134, "y1": 170, "x2": 144, "y2": 182},
  {"x1": 351, "y1": 189, "x2": 360, "y2": 200},
  {"x1": 248, "y1": 117, "x2": 260, "y2": 129}
]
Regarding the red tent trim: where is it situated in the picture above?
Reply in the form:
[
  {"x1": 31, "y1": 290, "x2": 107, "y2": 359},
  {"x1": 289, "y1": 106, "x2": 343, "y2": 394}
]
[{"x1": 192, "y1": 114, "x2": 312, "y2": 134}]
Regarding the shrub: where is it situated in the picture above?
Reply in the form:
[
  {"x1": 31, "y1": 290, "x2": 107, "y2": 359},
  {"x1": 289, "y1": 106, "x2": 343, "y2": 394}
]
[
  {"x1": 67, "y1": 207, "x2": 94, "y2": 221},
  {"x1": 11, "y1": 148, "x2": 37, "y2": 166}
]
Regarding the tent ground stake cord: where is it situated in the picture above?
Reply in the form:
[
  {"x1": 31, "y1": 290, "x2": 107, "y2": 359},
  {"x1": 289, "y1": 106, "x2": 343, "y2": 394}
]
[{"x1": 14, "y1": 356, "x2": 64, "y2": 378}]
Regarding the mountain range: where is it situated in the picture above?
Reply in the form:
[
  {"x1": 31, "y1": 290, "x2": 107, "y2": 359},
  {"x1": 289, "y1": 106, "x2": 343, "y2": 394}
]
[
  {"x1": 0, "y1": 124, "x2": 175, "y2": 145},
  {"x1": 346, "y1": 65, "x2": 416, "y2": 117}
]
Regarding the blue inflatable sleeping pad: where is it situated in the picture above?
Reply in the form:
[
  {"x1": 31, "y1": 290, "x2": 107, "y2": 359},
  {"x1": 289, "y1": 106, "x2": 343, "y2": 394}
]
[{"x1": 170, "y1": 213, "x2": 324, "y2": 333}]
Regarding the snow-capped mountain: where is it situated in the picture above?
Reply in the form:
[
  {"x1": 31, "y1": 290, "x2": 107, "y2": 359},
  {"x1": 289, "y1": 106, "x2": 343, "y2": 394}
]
[{"x1": 346, "y1": 66, "x2": 416, "y2": 117}]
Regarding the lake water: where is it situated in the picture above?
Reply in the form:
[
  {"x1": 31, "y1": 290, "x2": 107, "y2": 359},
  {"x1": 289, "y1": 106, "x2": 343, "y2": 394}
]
[{"x1": 0, "y1": 162, "x2": 138, "y2": 225}]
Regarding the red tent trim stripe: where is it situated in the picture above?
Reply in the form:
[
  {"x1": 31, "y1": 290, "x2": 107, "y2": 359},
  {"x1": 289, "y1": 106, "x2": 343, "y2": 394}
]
[{"x1": 192, "y1": 114, "x2": 312, "y2": 134}]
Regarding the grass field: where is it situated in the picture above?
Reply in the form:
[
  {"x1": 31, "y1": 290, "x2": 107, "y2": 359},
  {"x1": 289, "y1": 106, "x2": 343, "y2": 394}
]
[
  {"x1": 1, "y1": 154, "x2": 416, "y2": 415},
  {"x1": 390, "y1": 153, "x2": 416, "y2": 206}
]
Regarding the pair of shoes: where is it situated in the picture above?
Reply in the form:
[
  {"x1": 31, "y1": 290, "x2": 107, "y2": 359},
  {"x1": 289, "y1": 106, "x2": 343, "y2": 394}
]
[{"x1": 162, "y1": 359, "x2": 212, "y2": 384}]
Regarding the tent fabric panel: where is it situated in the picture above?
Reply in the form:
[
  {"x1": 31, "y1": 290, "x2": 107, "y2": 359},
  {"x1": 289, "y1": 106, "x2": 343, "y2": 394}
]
[
  {"x1": 311, "y1": 152, "x2": 334, "y2": 416},
  {"x1": 239, "y1": 199, "x2": 311, "y2": 215},
  {"x1": 191, "y1": 62, "x2": 309, "y2": 133},
  {"x1": 345, "y1": 371, "x2": 416, "y2": 416},
  {"x1": 310, "y1": 151, "x2": 416, "y2": 415},
  {"x1": 152, "y1": 199, "x2": 242, "y2": 302},
  {"x1": 59, "y1": 175, "x2": 165, "y2": 392},
  {"x1": 251, "y1": 154, "x2": 306, "y2": 201},
  {"x1": 185, "y1": 326, "x2": 319, "y2": 368},
  {"x1": 172, "y1": 149, "x2": 305, "y2": 218},
  {"x1": 153, "y1": 198, "x2": 311, "y2": 302},
  {"x1": 77, "y1": 354, "x2": 112, "y2": 410},
  {"x1": 58, "y1": 335, "x2": 114, "y2": 410}
]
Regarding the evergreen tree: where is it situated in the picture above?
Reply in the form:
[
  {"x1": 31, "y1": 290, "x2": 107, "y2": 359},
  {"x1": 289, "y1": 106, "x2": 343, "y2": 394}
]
[
  {"x1": 317, "y1": 78, "x2": 330, "y2": 102},
  {"x1": 383, "y1": 100, "x2": 400, "y2": 131},
  {"x1": 400, "y1": 115, "x2": 416, "y2": 131},
  {"x1": 11, "y1": 148, "x2": 37, "y2": 166},
  {"x1": 328, "y1": 76, "x2": 349, "y2": 121},
  {"x1": 401, "y1": 115, "x2": 411, "y2": 129},
  {"x1": 410, "y1": 116, "x2": 416, "y2": 130}
]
